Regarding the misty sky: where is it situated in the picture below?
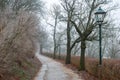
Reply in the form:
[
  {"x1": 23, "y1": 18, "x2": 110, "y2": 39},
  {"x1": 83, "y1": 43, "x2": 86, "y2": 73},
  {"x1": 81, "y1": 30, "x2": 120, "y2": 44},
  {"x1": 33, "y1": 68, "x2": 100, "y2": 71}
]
[{"x1": 42, "y1": 0, "x2": 120, "y2": 26}]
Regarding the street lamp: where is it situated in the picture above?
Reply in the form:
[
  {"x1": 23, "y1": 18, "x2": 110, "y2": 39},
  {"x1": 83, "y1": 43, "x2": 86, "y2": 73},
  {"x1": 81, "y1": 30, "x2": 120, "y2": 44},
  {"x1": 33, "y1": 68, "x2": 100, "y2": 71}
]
[{"x1": 95, "y1": 7, "x2": 106, "y2": 65}]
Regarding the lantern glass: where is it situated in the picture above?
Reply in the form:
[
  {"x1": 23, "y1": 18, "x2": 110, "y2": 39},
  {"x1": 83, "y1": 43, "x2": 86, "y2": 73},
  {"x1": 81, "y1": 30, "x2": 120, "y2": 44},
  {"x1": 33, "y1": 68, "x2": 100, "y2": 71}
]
[
  {"x1": 95, "y1": 7, "x2": 106, "y2": 23},
  {"x1": 95, "y1": 13, "x2": 105, "y2": 22}
]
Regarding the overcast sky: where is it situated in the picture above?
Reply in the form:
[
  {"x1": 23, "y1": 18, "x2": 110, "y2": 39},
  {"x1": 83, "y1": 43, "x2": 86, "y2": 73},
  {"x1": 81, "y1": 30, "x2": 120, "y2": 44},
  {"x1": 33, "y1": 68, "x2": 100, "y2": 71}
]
[{"x1": 42, "y1": 0, "x2": 120, "y2": 26}]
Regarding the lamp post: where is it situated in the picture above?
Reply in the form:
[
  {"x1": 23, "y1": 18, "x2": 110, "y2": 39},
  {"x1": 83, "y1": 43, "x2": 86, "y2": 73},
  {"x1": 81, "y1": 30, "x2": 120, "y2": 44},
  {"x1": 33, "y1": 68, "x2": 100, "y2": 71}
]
[{"x1": 95, "y1": 7, "x2": 106, "y2": 65}]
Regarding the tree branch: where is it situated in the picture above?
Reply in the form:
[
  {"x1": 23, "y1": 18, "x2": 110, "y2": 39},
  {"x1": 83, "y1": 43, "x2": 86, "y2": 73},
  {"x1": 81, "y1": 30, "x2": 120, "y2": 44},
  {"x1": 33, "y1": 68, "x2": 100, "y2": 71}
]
[
  {"x1": 70, "y1": 37, "x2": 81, "y2": 50},
  {"x1": 70, "y1": 20, "x2": 82, "y2": 36}
]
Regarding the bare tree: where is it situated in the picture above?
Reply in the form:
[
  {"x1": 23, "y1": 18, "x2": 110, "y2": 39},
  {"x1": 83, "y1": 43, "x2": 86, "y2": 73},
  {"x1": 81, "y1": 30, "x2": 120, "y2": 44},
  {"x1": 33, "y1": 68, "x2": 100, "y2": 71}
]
[
  {"x1": 70, "y1": 0, "x2": 116, "y2": 70},
  {"x1": 61, "y1": 0, "x2": 114, "y2": 70},
  {"x1": 106, "y1": 27, "x2": 120, "y2": 58},
  {"x1": 61, "y1": 0, "x2": 81, "y2": 64},
  {"x1": 47, "y1": 4, "x2": 61, "y2": 59}
]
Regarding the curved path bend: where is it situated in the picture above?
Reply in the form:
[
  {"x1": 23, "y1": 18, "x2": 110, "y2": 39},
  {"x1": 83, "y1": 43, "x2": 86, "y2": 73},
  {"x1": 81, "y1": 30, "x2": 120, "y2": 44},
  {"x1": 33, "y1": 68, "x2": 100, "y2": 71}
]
[{"x1": 34, "y1": 53, "x2": 83, "y2": 80}]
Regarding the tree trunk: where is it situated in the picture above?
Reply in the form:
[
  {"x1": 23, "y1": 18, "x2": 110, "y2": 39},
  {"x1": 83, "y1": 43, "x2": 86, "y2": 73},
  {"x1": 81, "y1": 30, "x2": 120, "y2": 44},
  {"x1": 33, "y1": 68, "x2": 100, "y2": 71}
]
[
  {"x1": 65, "y1": 18, "x2": 71, "y2": 64},
  {"x1": 59, "y1": 45, "x2": 61, "y2": 59},
  {"x1": 53, "y1": 17, "x2": 57, "y2": 59},
  {"x1": 40, "y1": 44, "x2": 43, "y2": 54},
  {"x1": 53, "y1": 45, "x2": 56, "y2": 59},
  {"x1": 79, "y1": 40, "x2": 86, "y2": 70},
  {"x1": 66, "y1": 49, "x2": 71, "y2": 64}
]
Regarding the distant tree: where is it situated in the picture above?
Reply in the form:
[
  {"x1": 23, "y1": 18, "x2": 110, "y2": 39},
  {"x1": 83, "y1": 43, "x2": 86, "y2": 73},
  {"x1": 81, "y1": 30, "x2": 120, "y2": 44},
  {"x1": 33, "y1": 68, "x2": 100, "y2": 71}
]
[
  {"x1": 36, "y1": 27, "x2": 48, "y2": 54},
  {"x1": 106, "y1": 27, "x2": 120, "y2": 58},
  {"x1": 47, "y1": 4, "x2": 61, "y2": 59}
]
